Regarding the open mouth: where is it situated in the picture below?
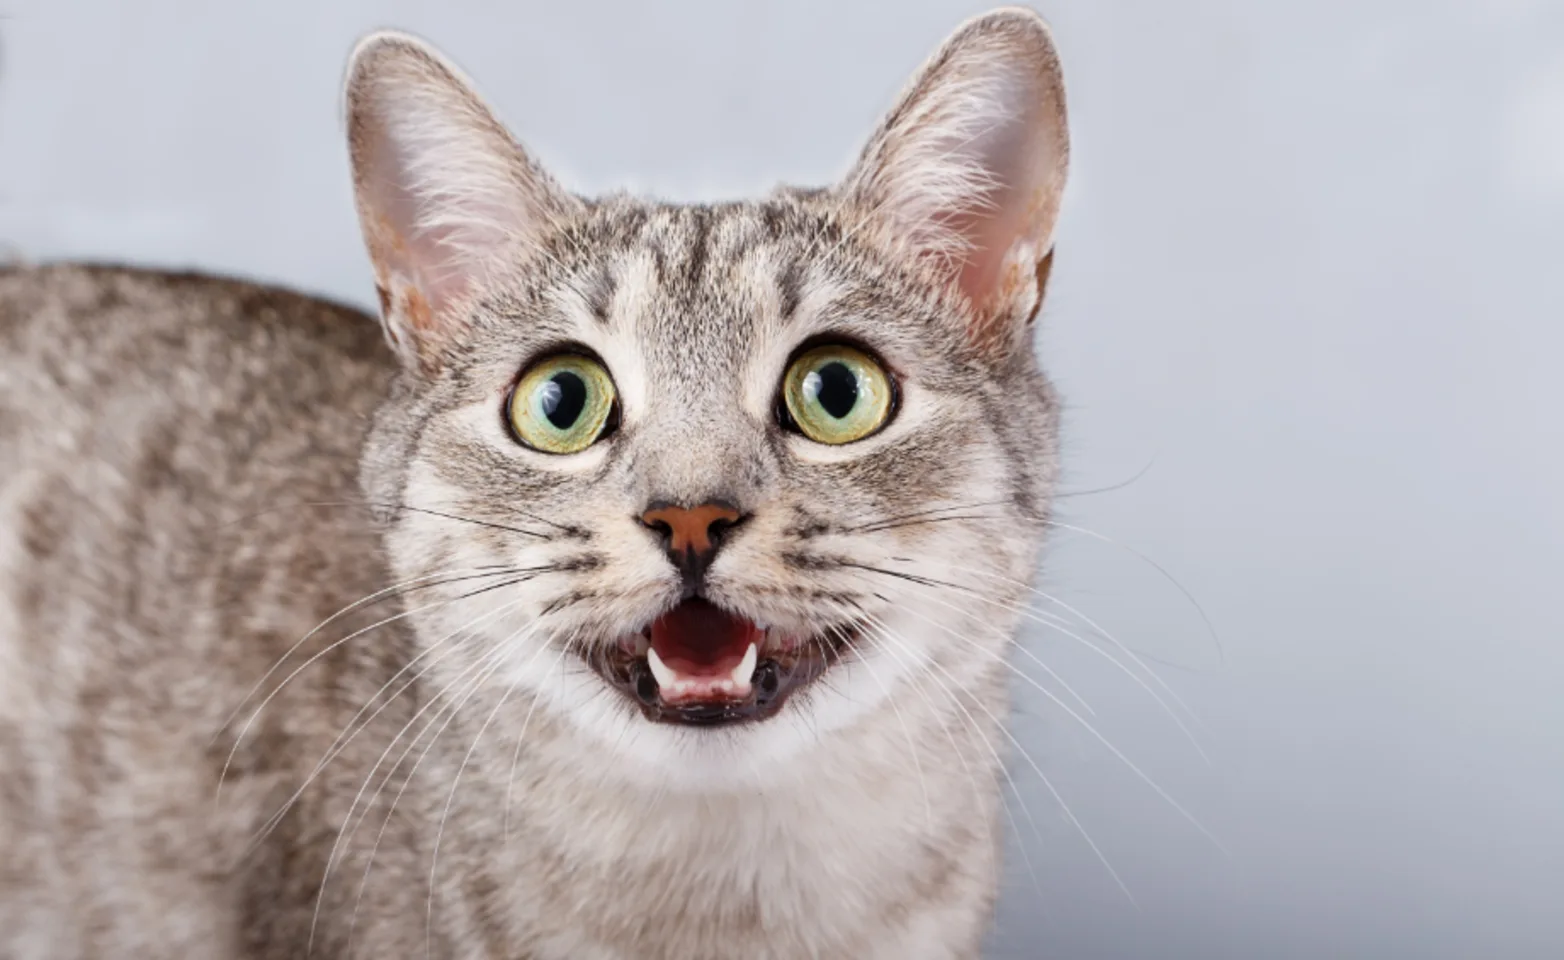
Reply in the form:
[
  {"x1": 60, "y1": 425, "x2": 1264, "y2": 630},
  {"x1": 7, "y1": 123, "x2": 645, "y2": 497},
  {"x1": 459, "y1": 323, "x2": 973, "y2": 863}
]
[{"x1": 588, "y1": 599, "x2": 853, "y2": 727}]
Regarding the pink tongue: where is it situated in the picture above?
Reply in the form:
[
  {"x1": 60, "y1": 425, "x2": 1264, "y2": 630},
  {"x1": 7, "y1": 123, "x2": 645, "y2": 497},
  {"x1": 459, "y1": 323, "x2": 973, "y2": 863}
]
[{"x1": 650, "y1": 600, "x2": 762, "y2": 679}]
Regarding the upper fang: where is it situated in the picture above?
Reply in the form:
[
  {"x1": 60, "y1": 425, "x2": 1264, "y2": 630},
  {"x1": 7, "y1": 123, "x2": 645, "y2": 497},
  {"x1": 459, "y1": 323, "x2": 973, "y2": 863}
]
[
  {"x1": 731, "y1": 642, "x2": 758, "y2": 688},
  {"x1": 646, "y1": 648, "x2": 677, "y2": 690}
]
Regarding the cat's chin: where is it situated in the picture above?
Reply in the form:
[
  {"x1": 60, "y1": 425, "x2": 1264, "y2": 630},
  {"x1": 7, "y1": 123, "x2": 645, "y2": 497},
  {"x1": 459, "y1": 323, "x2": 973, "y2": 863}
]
[{"x1": 582, "y1": 598, "x2": 855, "y2": 729}]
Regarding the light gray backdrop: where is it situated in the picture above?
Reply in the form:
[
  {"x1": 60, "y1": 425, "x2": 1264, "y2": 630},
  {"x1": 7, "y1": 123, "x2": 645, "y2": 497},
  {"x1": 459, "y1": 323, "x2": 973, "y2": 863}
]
[{"x1": 2, "y1": 1, "x2": 1560, "y2": 957}]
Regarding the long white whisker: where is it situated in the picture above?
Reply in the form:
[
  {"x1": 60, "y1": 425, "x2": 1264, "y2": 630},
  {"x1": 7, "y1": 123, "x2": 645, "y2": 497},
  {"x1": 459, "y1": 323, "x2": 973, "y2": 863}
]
[
  {"x1": 425, "y1": 628, "x2": 563, "y2": 954},
  {"x1": 218, "y1": 568, "x2": 522, "y2": 804},
  {"x1": 254, "y1": 591, "x2": 535, "y2": 853},
  {"x1": 863, "y1": 612, "x2": 1137, "y2": 905},
  {"x1": 897, "y1": 564, "x2": 1211, "y2": 761},
  {"x1": 214, "y1": 565, "x2": 509, "y2": 749},
  {"x1": 502, "y1": 645, "x2": 571, "y2": 843},
  {"x1": 820, "y1": 604, "x2": 933, "y2": 830},
  {"x1": 258, "y1": 625, "x2": 494, "y2": 844},
  {"x1": 858, "y1": 618, "x2": 1046, "y2": 900},
  {"x1": 901, "y1": 586, "x2": 1099, "y2": 718},
  {"x1": 1042, "y1": 519, "x2": 1224, "y2": 664},
  {"x1": 340, "y1": 637, "x2": 517, "y2": 955},
  {"x1": 866, "y1": 584, "x2": 1112, "y2": 736},
  {"x1": 969, "y1": 563, "x2": 1209, "y2": 729},
  {"x1": 311, "y1": 639, "x2": 498, "y2": 953},
  {"x1": 308, "y1": 594, "x2": 533, "y2": 949},
  {"x1": 873, "y1": 581, "x2": 1225, "y2": 855}
]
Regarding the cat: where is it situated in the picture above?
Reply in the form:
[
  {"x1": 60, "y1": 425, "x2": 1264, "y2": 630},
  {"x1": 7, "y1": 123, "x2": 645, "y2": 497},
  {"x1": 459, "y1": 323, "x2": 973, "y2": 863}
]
[{"x1": 0, "y1": 7, "x2": 1069, "y2": 958}]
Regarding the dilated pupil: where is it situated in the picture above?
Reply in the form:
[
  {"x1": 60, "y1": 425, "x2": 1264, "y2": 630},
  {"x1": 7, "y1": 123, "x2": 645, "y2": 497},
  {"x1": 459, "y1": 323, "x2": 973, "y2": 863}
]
[
  {"x1": 540, "y1": 372, "x2": 588, "y2": 429},
  {"x1": 808, "y1": 361, "x2": 859, "y2": 419}
]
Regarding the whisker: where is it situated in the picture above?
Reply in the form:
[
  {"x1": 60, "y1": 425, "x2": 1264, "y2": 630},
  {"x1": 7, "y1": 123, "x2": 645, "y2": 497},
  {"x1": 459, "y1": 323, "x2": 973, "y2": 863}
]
[
  {"x1": 1043, "y1": 519, "x2": 1224, "y2": 665},
  {"x1": 357, "y1": 641, "x2": 518, "y2": 954},
  {"x1": 214, "y1": 565, "x2": 518, "y2": 753},
  {"x1": 502, "y1": 646, "x2": 571, "y2": 844},
  {"x1": 869, "y1": 580, "x2": 1226, "y2": 856},
  {"x1": 1053, "y1": 457, "x2": 1157, "y2": 500},
  {"x1": 223, "y1": 565, "x2": 561, "y2": 811},
  {"x1": 219, "y1": 498, "x2": 559, "y2": 541},
  {"x1": 836, "y1": 560, "x2": 961, "y2": 591},
  {"x1": 307, "y1": 595, "x2": 536, "y2": 947},
  {"x1": 223, "y1": 592, "x2": 473, "y2": 807},
  {"x1": 348, "y1": 499, "x2": 557, "y2": 540},
  {"x1": 820, "y1": 609, "x2": 933, "y2": 830},
  {"x1": 999, "y1": 594, "x2": 1209, "y2": 761},
  {"x1": 854, "y1": 618, "x2": 1047, "y2": 901},
  {"x1": 856, "y1": 513, "x2": 1014, "y2": 536},
  {"x1": 850, "y1": 508, "x2": 1222, "y2": 707},
  {"x1": 946, "y1": 565, "x2": 1211, "y2": 747},
  {"x1": 377, "y1": 497, "x2": 582, "y2": 539},
  {"x1": 330, "y1": 636, "x2": 516, "y2": 954},
  {"x1": 425, "y1": 624, "x2": 557, "y2": 957},
  {"x1": 251, "y1": 590, "x2": 537, "y2": 850},
  {"x1": 863, "y1": 613, "x2": 1138, "y2": 906},
  {"x1": 840, "y1": 499, "x2": 1015, "y2": 534},
  {"x1": 862, "y1": 560, "x2": 1211, "y2": 758},
  {"x1": 864, "y1": 587, "x2": 1098, "y2": 720}
]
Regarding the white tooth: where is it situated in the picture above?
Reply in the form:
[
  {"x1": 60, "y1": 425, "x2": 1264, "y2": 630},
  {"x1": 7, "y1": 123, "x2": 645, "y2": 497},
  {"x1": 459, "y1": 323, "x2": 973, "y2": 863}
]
[
  {"x1": 647, "y1": 648, "x2": 678, "y2": 690},
  {"x1": 731, "y1": 642, "x2": 758, "y2": 688}
]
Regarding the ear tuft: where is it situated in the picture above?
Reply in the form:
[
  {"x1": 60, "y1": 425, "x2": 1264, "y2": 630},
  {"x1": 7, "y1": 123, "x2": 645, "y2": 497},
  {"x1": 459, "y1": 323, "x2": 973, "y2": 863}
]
[
  {"x1": 344, "y1": 31, "x2": 579, "y2": 370},
  {"x1": 842, "y1": 8, "x2": 1069, "y2": 348}
]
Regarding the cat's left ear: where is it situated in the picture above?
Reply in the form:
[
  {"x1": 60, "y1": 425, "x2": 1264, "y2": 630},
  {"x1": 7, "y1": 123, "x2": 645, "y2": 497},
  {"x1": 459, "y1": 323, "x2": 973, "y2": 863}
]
[
  {"x1": 841, "y1": 8, "x2": 1069, "y2": 351},
  {"x1": 344, "y1": 32, "x2": 581, "y2": 372}
]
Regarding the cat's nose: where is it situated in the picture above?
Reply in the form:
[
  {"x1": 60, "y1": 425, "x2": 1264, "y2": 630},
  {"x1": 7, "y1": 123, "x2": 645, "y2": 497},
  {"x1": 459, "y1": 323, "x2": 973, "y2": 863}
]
[{"x1": 639, "y1": 501, "x2": 747, "y2": 594}]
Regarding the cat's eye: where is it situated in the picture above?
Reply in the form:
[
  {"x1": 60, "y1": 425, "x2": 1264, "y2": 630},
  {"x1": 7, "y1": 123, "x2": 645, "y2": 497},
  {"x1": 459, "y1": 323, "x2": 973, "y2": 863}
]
[
  {"x1": 506, "y1": 354, "x2": 618, "y2": 454},
  {"x1": 780, "y1": 344, "x2": 895, "y2": 445}
]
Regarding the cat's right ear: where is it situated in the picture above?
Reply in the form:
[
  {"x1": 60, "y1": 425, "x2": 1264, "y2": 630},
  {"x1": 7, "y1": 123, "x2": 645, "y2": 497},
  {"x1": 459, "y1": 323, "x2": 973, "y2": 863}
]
[
  {"x1": 344, "y1": 32, "x2": 580, "y2": 372},
  {"x1": 839, "y1": 8, "x2": 1069, "y2": 354}
]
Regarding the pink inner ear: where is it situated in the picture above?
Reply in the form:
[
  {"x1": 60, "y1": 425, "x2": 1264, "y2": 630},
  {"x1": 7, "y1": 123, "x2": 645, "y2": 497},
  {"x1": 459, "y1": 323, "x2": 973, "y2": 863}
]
[
  {"x1": 961, "y1": 91, "x2": 1056, "y2": 303},
  {"x1": 363, "y1": 134, "x2": 501, "y2": 330},
  {"x1": 844, "y1": 20, "x2": 1066, "y2": 335},
  {"x1": 402, "y1": 222, "x2": 479, "y2": 323}
]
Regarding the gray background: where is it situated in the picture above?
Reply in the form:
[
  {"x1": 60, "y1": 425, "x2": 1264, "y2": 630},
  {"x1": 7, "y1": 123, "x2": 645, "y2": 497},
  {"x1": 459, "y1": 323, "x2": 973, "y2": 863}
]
[{"x1": 2, "y1": 1, "x2": 1560, "y2": 957}]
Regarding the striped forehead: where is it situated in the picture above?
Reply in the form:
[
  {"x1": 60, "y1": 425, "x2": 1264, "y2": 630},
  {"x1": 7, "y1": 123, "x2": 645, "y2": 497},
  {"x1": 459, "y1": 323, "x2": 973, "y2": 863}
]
[{"x1": 560, "y1": 205, "x2": 807, "y2": 392}]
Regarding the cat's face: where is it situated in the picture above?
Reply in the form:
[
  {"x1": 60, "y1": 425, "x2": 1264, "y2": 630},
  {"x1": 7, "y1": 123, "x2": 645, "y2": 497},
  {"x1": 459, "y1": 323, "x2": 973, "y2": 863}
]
[{"x1": 347, "y1": 11, "x2": 1068, "y2": 788}]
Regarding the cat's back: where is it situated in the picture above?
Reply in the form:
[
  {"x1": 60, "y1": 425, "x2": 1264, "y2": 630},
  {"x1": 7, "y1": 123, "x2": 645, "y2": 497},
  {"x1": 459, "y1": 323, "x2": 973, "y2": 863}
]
[
  {"x1": 0, "y1": 263, "x2": 396, "y2": 624},
  {"x1": 0, "y1": 263, "x2": 402, "y2": 957},
  {"x1": 0, "y1": 261, "x2": 393, "y2": 449},
  {"x1": 0, "y1": 260, "x2": 398, "y2": 715}
]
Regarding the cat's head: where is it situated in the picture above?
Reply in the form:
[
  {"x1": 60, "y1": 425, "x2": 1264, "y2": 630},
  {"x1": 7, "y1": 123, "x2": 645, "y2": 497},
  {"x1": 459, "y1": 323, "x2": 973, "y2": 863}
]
[{"x1": 345, "y1": 8, "x2": 1069, "y2": 789}]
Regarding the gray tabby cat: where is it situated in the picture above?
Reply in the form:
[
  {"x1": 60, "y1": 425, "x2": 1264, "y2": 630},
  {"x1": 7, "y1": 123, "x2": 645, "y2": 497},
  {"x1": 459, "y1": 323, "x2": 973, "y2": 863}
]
[{"x1": 0, "y1": 7, "x2": 1068, "y2": 958}]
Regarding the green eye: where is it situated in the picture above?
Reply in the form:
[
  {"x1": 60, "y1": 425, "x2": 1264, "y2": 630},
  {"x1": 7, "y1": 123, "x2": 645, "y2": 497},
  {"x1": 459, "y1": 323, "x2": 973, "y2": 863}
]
[
  {"x1": 507, "y1": 354, "x2": 618, "y2": 454},
  {"x1": 781, "y1": 344, "x2": 895, "y2": 445}
]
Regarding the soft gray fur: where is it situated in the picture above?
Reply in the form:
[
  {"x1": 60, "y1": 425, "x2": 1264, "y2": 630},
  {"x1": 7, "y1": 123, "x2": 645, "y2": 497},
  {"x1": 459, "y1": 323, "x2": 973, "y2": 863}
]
[{"x1": 0, "y1": 8, "x2": 1069, "y2": 958}]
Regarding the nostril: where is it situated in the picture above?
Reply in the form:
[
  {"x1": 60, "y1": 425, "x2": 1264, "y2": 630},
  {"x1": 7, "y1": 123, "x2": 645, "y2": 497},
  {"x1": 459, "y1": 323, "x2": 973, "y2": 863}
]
[
  {"x1": 637, "y1": 508, "x2": 673, "y2": 541},
  {"x1": 706, "y1": 512, "x2": 748, "y2": 547}
]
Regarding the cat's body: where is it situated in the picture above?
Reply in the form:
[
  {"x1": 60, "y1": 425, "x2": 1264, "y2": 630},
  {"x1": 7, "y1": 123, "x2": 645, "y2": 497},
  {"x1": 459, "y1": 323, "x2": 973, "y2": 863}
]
[
  {"x1": 0, "y1": 10, "x2": 1069, "y2": 959},
  {"x1": 0, "y1": 263, "x2": 998, "y2": 958}
]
